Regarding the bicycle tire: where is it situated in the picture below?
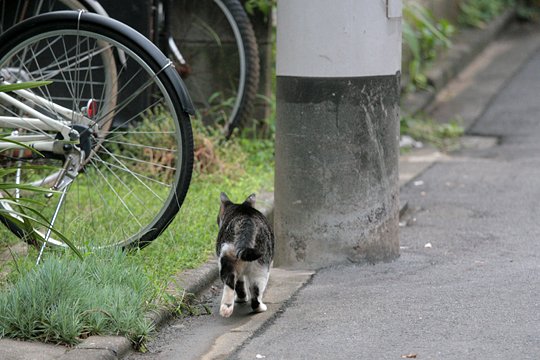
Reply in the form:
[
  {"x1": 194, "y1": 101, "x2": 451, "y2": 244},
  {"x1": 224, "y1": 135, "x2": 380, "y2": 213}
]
[
  {"x1": 0, "y1": 11, "x2": 194, "y2": 249},
  {"x1": 170, "y1": 0, "x2": 260, "y2": 138}
]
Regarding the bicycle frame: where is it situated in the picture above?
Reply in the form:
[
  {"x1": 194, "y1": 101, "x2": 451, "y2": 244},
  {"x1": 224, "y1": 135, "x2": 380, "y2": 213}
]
[
  {"x1": 0, "y1": 83, "x2": 91, "y2": 189},
  {"x1": 0, "y1": 81, "x2": 96, "y2": 134}
]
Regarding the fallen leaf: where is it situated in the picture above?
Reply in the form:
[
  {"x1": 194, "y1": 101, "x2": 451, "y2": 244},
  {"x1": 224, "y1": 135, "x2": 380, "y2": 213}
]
[{"x1": 401, "y1": 354, "x2": 417, "y2": 359}]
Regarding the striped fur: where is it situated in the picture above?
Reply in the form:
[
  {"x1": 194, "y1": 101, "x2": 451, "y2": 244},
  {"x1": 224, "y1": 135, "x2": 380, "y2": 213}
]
[{"x1": 216, "y1": 193, "x2": 274, "y2": 317}]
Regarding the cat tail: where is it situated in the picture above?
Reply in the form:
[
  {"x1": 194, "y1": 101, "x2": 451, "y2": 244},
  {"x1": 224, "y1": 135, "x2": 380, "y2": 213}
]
[
  {"x1": 236, "y1": 247, "x2": 262, "y2": 262},
  {"x1": 234, "y1": 218, "x2": 262, "y2": 261}
]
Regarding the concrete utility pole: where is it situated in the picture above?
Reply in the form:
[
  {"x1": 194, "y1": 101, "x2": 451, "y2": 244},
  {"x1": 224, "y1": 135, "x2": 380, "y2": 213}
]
[{"x1": 274, "y1": 0, "x2": 402, "y2": 268}]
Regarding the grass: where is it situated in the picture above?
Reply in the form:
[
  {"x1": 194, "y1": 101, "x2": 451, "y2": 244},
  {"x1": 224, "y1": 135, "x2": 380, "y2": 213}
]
[
  {"x1": 401, "y1": 114, "x2": 464, "y2": 152},
  {"x1": 0, "y1": 250, "x2": 155, "y2": 348},
  {"x1": 135, "y1": 119, "x2": 274, "y2": 282},
  {"x1": 0, "y1": 114, "x2": 275, "y2": 347},
  {"x1": 0, "y1": 115, "x2": 275, "y2": 275}
]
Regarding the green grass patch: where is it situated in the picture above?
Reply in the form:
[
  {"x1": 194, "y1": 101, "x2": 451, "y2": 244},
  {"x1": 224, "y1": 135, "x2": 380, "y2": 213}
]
[
  {"x1": 0, "y1": 123, "x2": 274, "y2": 280},
  {"x1": 403, "y1": 2, "x2": 455, "y2": 92},
  {"x1": 401, "y1": 115, "x2": 464, "y2": 151},
  {"x1": 0, "y1": 250, "x2": 155, "y2": 348},
  {"x1": 135, "y1": 119, "x2": 274, "y2": 283}
]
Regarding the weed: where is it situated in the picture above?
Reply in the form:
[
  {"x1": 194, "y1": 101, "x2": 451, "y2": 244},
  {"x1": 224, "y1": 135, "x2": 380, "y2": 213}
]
[
  {"x1": 403, "y1": 2, "x2": 455, "y2": 92},
  {"x1": 244, "y1": 0, "x2": 275, "y2": 16},
  {"x1": 459, "y1": 0, "x2": 515, "y2": 28},
  {"x1": 401, "y1": 115, "x2": 464, "y2": 151}
]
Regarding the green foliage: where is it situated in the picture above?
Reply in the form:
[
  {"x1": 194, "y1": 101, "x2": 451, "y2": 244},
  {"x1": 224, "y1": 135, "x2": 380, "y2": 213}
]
[
  {"x1": 403, "y1": 2, "x2": 455, "y2": 92},
  {"x1": 516, "y1": 0, "x2": 540, "y2": 20},
  {"x1": 401, "y1": 114, "x2": 464, "y2": 151},
  {"x1": 244, "y1": 0, "x2": 275, "y2": 15},
  {"x1": 0, "y1": 251, "x2": 156, "y2": 348},
  {"x1": 0, "y1": 81, "x2": 52, "y2": 93},
  {"x1": 459, "y1": 0, "x2": 515, "y2": 28}
]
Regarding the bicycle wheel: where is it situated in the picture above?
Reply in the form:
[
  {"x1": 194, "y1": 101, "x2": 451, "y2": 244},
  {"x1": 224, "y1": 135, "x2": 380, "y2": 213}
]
[
  {"x1": 170, "y1": 0, "x2": 260, "y2": 138},
  {"x1": 0, "y1": 11, "x2": 194, "y2": 249}
]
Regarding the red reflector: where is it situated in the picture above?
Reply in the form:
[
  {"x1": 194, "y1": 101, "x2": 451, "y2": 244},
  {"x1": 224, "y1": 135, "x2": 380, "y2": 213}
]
[{"x1": 86, "y1": 99, "x2": 98, "y2": 118}]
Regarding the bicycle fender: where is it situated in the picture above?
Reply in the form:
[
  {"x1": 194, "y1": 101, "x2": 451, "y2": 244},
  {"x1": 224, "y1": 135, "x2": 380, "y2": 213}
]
[{"x1": 163, "y1": 65, "x2": 196, "y2": 116}]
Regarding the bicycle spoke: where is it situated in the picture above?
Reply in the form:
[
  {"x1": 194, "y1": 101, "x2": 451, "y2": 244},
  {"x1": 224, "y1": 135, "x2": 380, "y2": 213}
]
[
  {"x1": 88, "y1": 160, "x2": 143, "y2": 228},
  {"x1": 93, "y1": 144, "x2": 173, "y2": 191}
]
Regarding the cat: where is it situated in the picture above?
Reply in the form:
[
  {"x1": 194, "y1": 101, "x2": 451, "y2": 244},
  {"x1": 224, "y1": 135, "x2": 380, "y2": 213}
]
[{"x1": 216, "y1": 192, "x2": 274, "y2": 318}]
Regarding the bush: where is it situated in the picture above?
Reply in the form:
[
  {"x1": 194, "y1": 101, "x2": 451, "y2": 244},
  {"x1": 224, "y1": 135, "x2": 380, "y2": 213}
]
[
  {"x1": 459, "y1": 0, "x2": 515, "y2": 28},
  {"x1": 403, "y1": 2, "x2": 455, "y2": 92}
]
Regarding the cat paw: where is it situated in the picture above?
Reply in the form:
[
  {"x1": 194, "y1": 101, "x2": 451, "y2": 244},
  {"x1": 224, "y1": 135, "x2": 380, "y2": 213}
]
[
  {"x1": 253, "y1": 303, "x2": 267, "y2": 313},
  {"x1": 220, "y1": 303, "x2": 234, "y2": 317}
]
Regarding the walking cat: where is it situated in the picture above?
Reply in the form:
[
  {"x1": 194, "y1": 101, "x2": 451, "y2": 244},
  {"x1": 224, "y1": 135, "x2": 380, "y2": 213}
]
[{"x1": 216, "y1": 192, "x2": 274, "y2": 318}]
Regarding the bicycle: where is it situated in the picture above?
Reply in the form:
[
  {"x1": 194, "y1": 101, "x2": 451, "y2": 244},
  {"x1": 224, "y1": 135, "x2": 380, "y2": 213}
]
[
  {"x1": 0, "y1": 10, "x2": 194, "y2": 254},
  {"x1": 162, "y1": 0, "x2": 260, "y2": 138},
  {"x1": 0, "y1": 0, "x2": 260, "y2": 138}
]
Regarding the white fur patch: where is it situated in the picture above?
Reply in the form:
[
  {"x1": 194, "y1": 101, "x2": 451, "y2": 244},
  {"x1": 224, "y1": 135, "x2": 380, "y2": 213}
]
[
  {"x1": 220, "y1": 285, "x2": 235, "y2": 317},
  {"x1": 220, "y1": 243, "x2": 236, "y2": 258},
  {"x1": 253, "y1": 303, "x2": 267, "y2": 313}
]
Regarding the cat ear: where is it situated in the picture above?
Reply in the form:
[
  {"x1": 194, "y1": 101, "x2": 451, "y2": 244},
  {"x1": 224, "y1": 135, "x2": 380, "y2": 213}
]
[
  {"x1": 220, "y1": 192, "x2": 231, "y2": 204},
  {"x1": 218, "y1": 192, "x2": 231, "y2": 228},
  {"x1": 244, "y1": 193, "x2": 256, "y2": 207}
]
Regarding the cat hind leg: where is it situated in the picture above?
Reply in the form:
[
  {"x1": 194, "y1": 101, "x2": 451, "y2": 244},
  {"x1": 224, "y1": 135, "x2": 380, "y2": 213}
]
[
  {"x1": 250, "y1": 270, "x2": 270, "y2": 313},
  {"x1": 235, "y1": 278, "x2": 249, "y2": 303}
]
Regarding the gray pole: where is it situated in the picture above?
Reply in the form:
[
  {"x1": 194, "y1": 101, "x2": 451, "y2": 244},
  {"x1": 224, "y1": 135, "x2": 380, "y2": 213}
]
[{"x1": 274, "y1": 0, "x2": 402, "y2": 268}]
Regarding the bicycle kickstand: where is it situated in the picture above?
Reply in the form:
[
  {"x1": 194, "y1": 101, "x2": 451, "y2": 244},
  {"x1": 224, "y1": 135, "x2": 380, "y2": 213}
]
[
  {"x1": 36, "y1": 152, "x2": 82, "y2": 265},
  {"x1": 36, "y1": 185, "x2": 70, "y2": 265}
]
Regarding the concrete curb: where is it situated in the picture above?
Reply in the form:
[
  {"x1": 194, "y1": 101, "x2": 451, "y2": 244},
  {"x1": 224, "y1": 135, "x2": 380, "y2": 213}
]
[{"x1": 61, "y1": 336, "x2": 132, "y2": 360}]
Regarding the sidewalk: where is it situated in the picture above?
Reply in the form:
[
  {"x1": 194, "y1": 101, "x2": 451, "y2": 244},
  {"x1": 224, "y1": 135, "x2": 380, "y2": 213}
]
[
  {"x1": 2, "y1": 17, "x2": 540, "y2": 360},
  {"x1": 231, "y1": 25, "x2": 540, "y2": 359}
]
